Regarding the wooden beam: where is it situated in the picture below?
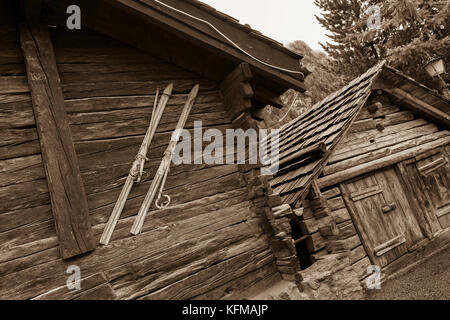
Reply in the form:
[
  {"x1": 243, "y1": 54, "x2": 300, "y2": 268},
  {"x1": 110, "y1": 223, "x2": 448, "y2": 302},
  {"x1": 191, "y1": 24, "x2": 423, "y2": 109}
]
[
  {"x1": 19, "y1": 23, "x2": 95, "y2": 259},
  {"x1": 252, "y1": 84, "x2": 284, "y2": 109},
  {"x1": 384, "y1": 87, "x2": 450, "y2": 126},
  {"x1": 220, "y1": 63, "x2": 254, "y2": 121}
]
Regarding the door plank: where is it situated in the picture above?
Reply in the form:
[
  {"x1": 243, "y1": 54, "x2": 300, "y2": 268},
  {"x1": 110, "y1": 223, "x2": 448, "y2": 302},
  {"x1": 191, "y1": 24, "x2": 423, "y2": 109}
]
[
  {"x1": 377, "y1": 168, "x2": 424, "y2": 248},
  {"x1": 20, "y1": 23, "x2": 95, "y2": 259},
  {"x1": 374, "y1": 234, "x2": 406, "y2": 257}
]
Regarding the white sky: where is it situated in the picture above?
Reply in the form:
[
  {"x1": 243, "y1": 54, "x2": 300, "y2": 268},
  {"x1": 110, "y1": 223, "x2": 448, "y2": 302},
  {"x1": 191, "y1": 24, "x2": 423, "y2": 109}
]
[{"x1": 200, "y1": 0, "x2": 330, "y2": 51}]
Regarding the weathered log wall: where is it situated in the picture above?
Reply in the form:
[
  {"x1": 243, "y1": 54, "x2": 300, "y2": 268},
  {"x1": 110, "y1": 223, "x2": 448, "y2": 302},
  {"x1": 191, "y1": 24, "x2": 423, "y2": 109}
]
[
  {"x1": 0, "y1": 19, "x2": 280, "y2": 299},
  {"x1": 315, "y1": 93, "x2": 449, "y2": 281},
  {"x1": 319, "y1": 93, "x2": 450, "y2": 187}
]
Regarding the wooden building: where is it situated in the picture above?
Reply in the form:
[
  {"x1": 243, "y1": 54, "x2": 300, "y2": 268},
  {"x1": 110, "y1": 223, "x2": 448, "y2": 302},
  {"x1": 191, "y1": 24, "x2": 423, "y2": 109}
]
[
  {"x1": 0, "y1": 0, "x2": 312, "y2": 299},
  {"x1": 1, "y1": 0, "x2": 448, "y2": 301},
  {"x1": 269, "y1": 61, "x2": 450, "y2": 285}
]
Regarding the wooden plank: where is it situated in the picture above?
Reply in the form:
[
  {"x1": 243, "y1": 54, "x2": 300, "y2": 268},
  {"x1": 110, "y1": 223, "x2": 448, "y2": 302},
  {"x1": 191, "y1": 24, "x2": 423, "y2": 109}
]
[
  {"x1": 395, "y1": 162, "x2": 434, "y2": 239},
  {"x1": 0, "y1": 76, "x2": 29, "y2": 94},
  {"x1": 349, "y1": 245, "x2": 367, "y2": 264},
  {"x1": 350, "y1": 185, "x2": 383, "y2": 201},
  {"x1": 348, "y1": 111, "x2": 414, "y2": 133},
  {"x1": 305, "y1": 231, "x2": 326, "y2": 253},
  {"x1": 20, "y1": 23, "x2": 95, "y2": 259},
  {"x1": 32, "y1": 272, "x2": 115, "y2": 300},
  {"x1": 374, "y1": 235, "x2": 406, "y2": 257}
]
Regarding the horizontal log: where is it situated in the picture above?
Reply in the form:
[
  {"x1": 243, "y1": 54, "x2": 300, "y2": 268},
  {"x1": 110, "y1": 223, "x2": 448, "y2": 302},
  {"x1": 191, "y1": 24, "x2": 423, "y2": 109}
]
[
  {"x1": 327, "y1": 234, "x2": 361, "y2": 253},
  {"x1": 0, "y1": 198, "x2": 260, "y2": 299},
  {"x1": 322, "y1": 187, "x2": 341, "y2": 199},
  {"x1": 106, "y1": 222, "x2": 265, "y2": 299},
  {"x1": 0, "y1": 49, "x2": 24, "y2": 64},
  {"x1": 0, "y1": 76, "x2": 29, "y2": 94},
  {"x1": 0, "y1": 127, "x2": 38, "y2": 147},
  {"x1": 328, "y1": 196, "x2": 346, "y2": 211},
  {"x1": 0, "y1": 190, "x2": 248, "y2": 277},
  {"x1": 0, "y1": 63, "x2": 26, "y2": 76},
  {"x1": 32, "y1": 272, "x2": 115, "y2": 300},
  {"x1": 349, "y1": 245, "x2": 367, "y2": 264},
  {"x1": 341, "y1": 118, "x2": 427, "y2": 145},
  {"x1": 194, "y1": 261, "x2": 278, "y2": 300},
  {"x1": 348, "y1": 111, "x2": 414, "y2": 133},
  {"x1": 324, "y1": 129, "x2": 448, "y2": 176},
  {"x1": 59, "y1": 65, "x2": 197, "y2": 84},
  {"x1": 0, "y1": 98, "x2": 35, "y2": 128},
  {"x1": 69, "y1": 111, "x2": 230, "y2": 142},
  {"x1": 328, "y1": 123, "x2": 438, "y2": 165},
  {"x1": 87, "y1": 169, "x2": 243, "y2": 225},
  {"x1": 0, "y1": 154, "x2": 45, "y2": 187},
  {"x1": 54, "y1": 47, "x2": 162, "y2": 64},
  {"x1": 356, "y1": 104, "x2": 400, "y2": 121},
  {"x1": 329, "y1": 208, "x2": 351, "y2": 224},
  {"x1": 385, "y1": 87, "x2": 450, "y2": 126},
  {"x1": 352, "y1": 256, "x2": 371, "y2": 280},
  {"x1": 0, "y1": 140, "x2": 41, "y2": 161},
  {"x1": 337, "y1": 119, "x2": 428, "y2": 153},
  {"x1": 305, "y1": 231, "x2": 326, "y2": 253},
  {"x1": 62, "y1": 79, "x2": 217, "y2": 99},
  {"x1": 299, "y1": 218, "x2": 318, "y2": 235},
  {"x1": 318, "y1": 134, "x2": 450, "y2": 188},
  {"x1": 0, "y1": 179, "x2": 50, "y2": 214},
  {"x1": 64, "y1": 91, "x2": 222, "y2": 113},
  {"x1": 0, "y1": 204, "x2": 52, "y2": 233},
  {"x1": 139, "y1": 240, "x2": 272, "y2": 300}
]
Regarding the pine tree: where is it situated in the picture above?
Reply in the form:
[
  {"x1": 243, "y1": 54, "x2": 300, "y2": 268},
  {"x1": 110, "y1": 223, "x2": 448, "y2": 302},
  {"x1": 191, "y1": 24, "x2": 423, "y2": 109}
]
[{"x1": 315, "y1": 0, "x2": 450, "y2": 89}]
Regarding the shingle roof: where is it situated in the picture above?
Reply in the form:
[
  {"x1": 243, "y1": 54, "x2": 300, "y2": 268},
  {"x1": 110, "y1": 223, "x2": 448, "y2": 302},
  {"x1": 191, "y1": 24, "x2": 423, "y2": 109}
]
[{"x1": 268, "y1": 61, "x2": 386, "y2": 205}]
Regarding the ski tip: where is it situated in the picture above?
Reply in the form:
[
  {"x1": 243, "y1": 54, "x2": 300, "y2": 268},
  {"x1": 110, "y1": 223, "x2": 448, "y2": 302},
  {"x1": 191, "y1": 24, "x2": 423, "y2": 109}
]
[
  {"x1": 190, "y1": 84, "x2": 200, "y2": 97},
  {"x1": 164, "y1": 82, "x2": 174, "y2": 94}
]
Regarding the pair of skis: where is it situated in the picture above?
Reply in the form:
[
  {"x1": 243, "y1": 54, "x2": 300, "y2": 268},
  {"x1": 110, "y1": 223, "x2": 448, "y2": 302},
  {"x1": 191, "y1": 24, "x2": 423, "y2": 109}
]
[{"x1": 100, "y1": 83, "x2": 199, "y2": 245}]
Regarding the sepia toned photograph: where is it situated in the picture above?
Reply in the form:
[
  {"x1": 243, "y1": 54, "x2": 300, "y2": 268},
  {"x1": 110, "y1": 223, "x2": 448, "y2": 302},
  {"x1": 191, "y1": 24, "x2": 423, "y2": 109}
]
[{"x1": 0, "y1": 0, "x2": 448, "y2": 310}]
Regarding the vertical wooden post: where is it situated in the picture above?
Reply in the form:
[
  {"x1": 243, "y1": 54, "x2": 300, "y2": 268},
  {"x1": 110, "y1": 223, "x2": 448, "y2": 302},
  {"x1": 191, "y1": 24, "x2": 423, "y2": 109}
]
[{"x1": 20, "y1": 23, "x2": 95, "y2": 259}]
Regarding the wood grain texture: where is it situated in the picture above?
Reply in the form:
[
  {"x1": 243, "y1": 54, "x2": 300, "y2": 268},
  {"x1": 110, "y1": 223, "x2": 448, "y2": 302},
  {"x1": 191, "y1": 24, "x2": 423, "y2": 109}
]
[{"x1": 20, "y1": 23, "x2": 95, "y2": 259}]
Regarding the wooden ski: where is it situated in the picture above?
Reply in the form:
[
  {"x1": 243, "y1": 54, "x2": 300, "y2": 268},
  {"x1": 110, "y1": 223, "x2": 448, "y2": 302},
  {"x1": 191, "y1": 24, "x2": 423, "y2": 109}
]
[
  {"x1": 99, "y1": 83, "x2": 173, "y2": 245},
  {"x1": 131, "y1": 84, "x2": 200, "y2": 235}
]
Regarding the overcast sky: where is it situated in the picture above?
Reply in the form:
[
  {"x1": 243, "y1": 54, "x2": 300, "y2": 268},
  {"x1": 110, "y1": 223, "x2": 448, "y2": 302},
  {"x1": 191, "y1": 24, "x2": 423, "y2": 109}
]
[{"x1": 201, "y1": 0, "x2": 330, "y2": 51}]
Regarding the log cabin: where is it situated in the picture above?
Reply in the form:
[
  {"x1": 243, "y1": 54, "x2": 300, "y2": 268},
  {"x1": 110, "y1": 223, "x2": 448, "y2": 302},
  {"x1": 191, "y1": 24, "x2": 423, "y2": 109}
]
[
  {"x1": 268, "y1": 61, "x2": 450, "y2": 289},
  {"x1": 1, "y1": 0, "x2": 448, "y2": 301},
  {"x1": 0, "y1": 0, "x2": 315, "y2": 300}
]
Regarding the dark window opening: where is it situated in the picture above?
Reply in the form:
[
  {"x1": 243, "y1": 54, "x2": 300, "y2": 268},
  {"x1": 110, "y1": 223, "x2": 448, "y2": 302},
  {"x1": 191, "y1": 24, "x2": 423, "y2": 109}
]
[{"x1": 290, "y1": 220, "x2": 312, "y2": 269}]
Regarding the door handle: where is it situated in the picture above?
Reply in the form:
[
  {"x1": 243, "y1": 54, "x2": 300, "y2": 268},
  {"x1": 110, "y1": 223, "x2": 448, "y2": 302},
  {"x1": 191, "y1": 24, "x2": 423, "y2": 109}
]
[{"x1": 382, "y1": 203, "x2": 396, "y2": 213}]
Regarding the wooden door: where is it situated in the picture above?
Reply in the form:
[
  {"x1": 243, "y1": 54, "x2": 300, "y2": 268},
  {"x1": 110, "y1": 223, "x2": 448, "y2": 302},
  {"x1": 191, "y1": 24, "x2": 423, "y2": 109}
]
[
  {"x1": 402, "y1": 149, "x2": 450, "y2": 230},
  {"x1": 341, "y1": 167, "x2": 424, "y2": 267}
]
